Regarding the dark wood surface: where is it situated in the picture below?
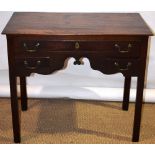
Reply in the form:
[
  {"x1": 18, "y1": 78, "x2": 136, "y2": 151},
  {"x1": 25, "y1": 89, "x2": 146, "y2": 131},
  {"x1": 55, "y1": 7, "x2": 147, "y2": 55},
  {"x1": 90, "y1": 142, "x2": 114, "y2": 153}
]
[
  {"x1": 2, "y1": 12, "x2": 153, "y2": 36},
  {"x1": 123, "y1": 76, "x2": 131, "y2": 110},
  {"x1": 2, "y1": 12, "x2": 153, "y2": 143}
]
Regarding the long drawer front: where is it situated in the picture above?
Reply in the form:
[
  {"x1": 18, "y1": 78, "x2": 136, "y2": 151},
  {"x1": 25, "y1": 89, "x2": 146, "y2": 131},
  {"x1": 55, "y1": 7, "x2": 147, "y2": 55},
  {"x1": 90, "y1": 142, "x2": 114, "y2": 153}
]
[{"x1": 15, "y1": 40, "x2": 142, "y2": 58}]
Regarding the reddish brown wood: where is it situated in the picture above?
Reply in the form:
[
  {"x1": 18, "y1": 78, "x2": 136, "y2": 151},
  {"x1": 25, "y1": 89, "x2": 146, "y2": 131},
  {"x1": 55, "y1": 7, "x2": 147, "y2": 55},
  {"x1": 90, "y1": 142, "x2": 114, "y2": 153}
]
[
  {"x1": 2, "y1": 12, "x2": 152, "y2": 36},
  {"x1": 7, "y1": 36, "x2": 21, "y2": 143},
  {"x1": 132, "y1": 38, "x2": 148, "y2": 142},
  {"x1": 2, "y1": 12, "x2": 152, "y2": 143}
]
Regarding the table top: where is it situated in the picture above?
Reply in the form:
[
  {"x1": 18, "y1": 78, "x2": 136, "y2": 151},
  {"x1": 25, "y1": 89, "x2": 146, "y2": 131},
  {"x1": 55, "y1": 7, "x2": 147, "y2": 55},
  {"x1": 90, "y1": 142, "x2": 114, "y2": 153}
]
[{"x1": 2, "y1": 12, "x2": 153, "y2": 36}]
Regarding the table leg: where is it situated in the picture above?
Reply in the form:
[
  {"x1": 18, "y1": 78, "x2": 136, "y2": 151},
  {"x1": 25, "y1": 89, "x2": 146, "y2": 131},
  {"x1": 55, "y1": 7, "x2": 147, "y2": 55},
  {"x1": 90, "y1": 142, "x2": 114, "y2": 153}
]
[
  {"x1": 9, "y1": 75, "x2": 21, "y2": 143},
  {"x1": 132, "y1": 76, "x2": 145, "y2": 142},
  {"x1": 20, "y1": 76, "x2": 28, "y2": 111},
  {"x1": 122, "y1": 76, "x2": 131, "y2": 111}
]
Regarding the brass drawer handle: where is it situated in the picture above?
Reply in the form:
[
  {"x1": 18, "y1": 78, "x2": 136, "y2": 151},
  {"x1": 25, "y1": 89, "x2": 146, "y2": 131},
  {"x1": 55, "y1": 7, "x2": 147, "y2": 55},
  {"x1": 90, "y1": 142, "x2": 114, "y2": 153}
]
[
  {"x1": 114, "y1": 62, "x2": 132, "y2": 71},
  {"x1": 24, "y1": 60, "x2": 41, "y2": 69},
  {"x1": 115, "y1": 43, "x2": 132, "y2": 53},
  {"x1": 23, "y1": 42, "x2": 40, "y2": 52},
  {"x1": 75, "y1": 42, "x2": 80, "y2": 49}
]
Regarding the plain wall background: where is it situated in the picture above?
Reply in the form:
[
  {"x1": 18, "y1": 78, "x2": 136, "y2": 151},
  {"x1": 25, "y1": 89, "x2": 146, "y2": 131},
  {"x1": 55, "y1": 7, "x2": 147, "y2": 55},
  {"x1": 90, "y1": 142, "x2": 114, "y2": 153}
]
[{"x1": 0, "y1": 11, "x2": 155, "y2": 102}]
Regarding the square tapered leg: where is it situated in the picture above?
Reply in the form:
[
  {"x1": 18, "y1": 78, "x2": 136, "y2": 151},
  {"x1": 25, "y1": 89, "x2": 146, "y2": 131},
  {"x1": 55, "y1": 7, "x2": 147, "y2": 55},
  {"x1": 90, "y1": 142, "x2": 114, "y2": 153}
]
[
  {"x1": 122, "y1": 76, "x2": 131, "y2": 111},
  {"x1": 132, "y1": 76, "x2": 144, "y2": 142},
  {"x1": 9, "y1": 75, "x2": 21, "y2": 143},
  {"x1": 20, "y1": 76, "x2": 28, "y2": 111}
]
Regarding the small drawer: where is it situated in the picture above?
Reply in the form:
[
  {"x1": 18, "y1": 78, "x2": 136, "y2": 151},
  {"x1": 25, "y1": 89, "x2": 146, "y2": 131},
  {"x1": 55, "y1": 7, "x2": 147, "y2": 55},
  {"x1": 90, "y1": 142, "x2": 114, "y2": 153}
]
[
  {"x1": 104, "y1": 59, "x2": 141, "y2": 75},
  {"x1": 16, "y1": 40, "x2": 141, "y2": 58},
  {"x1": 15, "y1": 57, "x2": 51, "y2": 75}
]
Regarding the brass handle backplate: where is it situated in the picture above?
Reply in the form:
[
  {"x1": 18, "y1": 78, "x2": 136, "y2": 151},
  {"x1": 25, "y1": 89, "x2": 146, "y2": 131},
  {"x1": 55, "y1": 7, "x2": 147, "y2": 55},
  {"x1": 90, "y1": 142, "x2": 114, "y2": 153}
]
[
  {"x1": 23, "y1": 42, "x2": 40, "y2": 52},
  {"x1": 24, "y1": 60, "x2": 41, "y2": 69},
  {"x1": 114, "y1": 62, "x2": 132, "y2": 71},
  {"x1": 115, "y1": 43, "x2": 132, "y2": 53}
]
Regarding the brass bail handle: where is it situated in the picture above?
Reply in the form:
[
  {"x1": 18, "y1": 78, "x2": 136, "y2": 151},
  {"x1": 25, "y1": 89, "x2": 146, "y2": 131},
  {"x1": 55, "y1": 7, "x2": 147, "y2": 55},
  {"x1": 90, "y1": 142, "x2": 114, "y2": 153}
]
[
  {"x1": 115, "y1": 43, "x2": 132, "y2": 53},
  {"x1": 114, "y1": 62, "x2": 132, "y2": 71},
  {"x1": 24, "y1": 60, "x2": 41, "y2": 70},
  {"x1": 75, "y1": 42, "x2": 80, "y2": 49},
  {"x1": 23, "y1": 42, "x2": 40, "y2": 52}
]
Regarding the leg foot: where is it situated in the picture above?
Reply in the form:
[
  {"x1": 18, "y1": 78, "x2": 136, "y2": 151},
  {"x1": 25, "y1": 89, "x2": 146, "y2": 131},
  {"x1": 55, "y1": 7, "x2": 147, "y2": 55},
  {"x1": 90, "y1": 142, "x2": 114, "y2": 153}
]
[{"x1": 14, "y1": 137, "x2": 21, "y2": 143}]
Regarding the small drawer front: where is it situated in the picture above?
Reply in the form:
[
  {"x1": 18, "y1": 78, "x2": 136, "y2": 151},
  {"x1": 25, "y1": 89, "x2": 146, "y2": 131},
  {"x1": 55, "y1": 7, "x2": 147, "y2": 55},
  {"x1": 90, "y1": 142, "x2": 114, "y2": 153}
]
[
  {"x1": 15, "y1": 57, "x2": 51, "y2": 75},
  {"x1": 104, "y1": 59, "x2": 141, "y2": 75},
  {"x1": 16, "y1": 40, "x2": 141, "y2": 58}
]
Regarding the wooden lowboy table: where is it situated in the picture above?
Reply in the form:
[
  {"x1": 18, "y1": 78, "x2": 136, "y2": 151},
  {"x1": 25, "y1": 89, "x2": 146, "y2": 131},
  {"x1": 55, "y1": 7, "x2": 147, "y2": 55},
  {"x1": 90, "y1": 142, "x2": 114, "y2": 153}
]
[{"x1": 2, "y1": 12, "x2": 153, "y2": 143}]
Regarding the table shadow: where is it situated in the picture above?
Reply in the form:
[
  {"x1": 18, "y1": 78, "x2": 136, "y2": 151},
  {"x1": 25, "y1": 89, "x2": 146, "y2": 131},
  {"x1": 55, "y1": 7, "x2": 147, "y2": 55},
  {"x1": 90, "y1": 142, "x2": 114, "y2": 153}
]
[{"x1": 32, "y1": 99, "x2": 131, "y2": 143}]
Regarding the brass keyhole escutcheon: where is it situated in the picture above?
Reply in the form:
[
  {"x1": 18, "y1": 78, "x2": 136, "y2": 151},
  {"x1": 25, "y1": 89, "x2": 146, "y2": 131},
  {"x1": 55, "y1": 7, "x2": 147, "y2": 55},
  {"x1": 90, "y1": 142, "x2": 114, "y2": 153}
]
[{"x1": 75, "y1": 42, "x2": 80, "y2": 49}]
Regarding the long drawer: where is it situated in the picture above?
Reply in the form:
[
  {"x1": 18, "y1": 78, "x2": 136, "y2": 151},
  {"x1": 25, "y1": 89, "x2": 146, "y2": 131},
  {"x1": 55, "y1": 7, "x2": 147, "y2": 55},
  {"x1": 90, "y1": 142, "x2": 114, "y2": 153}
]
[{"x1": 14, "y1": 40, "x2": 142, "y2": 58}]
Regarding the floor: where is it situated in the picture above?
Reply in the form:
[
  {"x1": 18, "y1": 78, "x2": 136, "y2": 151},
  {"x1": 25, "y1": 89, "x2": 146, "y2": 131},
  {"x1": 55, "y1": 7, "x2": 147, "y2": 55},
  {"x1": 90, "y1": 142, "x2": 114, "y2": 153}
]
[{"x1": 0, "y1": 98, "x2": 155, "y2": 144}]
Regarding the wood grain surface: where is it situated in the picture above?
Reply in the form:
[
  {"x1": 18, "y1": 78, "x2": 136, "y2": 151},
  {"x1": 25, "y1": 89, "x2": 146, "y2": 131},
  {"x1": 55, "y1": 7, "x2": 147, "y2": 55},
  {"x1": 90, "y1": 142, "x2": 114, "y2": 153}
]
[{"x1": 2, "y1": 12, "x2": 153, "y2": 36}]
